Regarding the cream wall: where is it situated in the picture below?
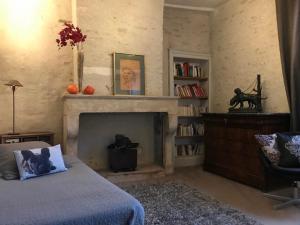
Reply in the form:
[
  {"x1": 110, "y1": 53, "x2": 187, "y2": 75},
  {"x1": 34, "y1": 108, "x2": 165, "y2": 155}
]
[
  {"x1": 0, "y1": 0, "x2": 165, "y2": 143},
  {"x1": 163, "y1": 7, "x2": 211, "y2": 95},
  {"x1": 77, "y1": 0, "x2": 164, "y2": 96},
  {"x1": 0, "y1": 0, "x2": 289, "y2": 144},
  {"x1": 0, "y1": 1, "x2": 73, "y2": 143},
  {"x1": 210, "y1": 0, "x2": 289, "y2": 112}
]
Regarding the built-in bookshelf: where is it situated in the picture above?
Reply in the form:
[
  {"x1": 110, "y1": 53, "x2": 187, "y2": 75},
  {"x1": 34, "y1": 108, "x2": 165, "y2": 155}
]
[{"x1": 169, "y1": 49, "x2": 210, "y2": 168}]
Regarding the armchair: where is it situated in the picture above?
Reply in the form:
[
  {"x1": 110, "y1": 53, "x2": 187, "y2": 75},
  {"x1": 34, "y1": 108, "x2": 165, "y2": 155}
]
[{"x1": 259, "y1": 149, "x2": 300, "y2": 209}]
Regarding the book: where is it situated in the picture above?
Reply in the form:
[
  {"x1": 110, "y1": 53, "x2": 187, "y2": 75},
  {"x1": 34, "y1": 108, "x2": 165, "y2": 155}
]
[
  {"x1": 174, "y1": 83, "x2": 206, "y2": 98},
  {"x1": 183, "y1": 62, "x2": 189, "y2": 77},
  {"x1": 189, "y1": 65, "x2": 193, "y2": 77},
  {"x1": 175, "y1": 64, "x2": 183, "y2": 76}
]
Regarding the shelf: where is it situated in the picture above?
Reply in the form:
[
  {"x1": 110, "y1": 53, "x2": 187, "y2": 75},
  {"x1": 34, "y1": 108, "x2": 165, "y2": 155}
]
[
  {"x1": 0, "y1": 132, "x2": 54, "y2": 145},
  {"x1": 170, "y1": 49, "x2": 209, "y2": 168},
  {"x1": 178, "y1": 116, "x2": 203, "y2": 119},
  {"x1": 174, "y1": 76, "x2": 208, "y2": 81},
  {"x1": 175, "y1": 135, "x2": 203, "y2": 139},
  {"x1": 178, "y1": 96, "x2": 208, "y2": 100},
  {"x1": 176, "y1": 155, "x2": 202, "y2": 159},
  {"x1": 177, "y1": 116, "x2": 204, "y2": 122}
]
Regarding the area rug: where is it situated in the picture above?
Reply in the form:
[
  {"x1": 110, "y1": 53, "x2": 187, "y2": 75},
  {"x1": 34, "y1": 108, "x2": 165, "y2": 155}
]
[{"x1": 122, "y1": 182, "x2": 263, "y2": 225}]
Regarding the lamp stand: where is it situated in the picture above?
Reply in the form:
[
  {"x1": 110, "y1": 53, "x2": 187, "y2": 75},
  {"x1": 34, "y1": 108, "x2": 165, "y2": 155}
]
[
  {"x1": 4, "y1": 80, "x2": 23, "y2": 135},
  {"x1": 8, "y1": 86, "x2": 19, "y2": 135}
]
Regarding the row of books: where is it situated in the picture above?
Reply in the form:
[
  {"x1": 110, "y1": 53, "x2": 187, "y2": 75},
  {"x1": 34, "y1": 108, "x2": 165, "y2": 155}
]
[
  {"x1": 175, "y1": 84, "x2": 206, "y2": 98},
  {"x1": 175, "y1": 144, "x2": 203, "y2": 157},
  {"x1": 177, "y1": 123, "x2": 204, "y2": 136},
  {"x1": 174, "y1": 63, "x2": 206, "y2": 78},
  {"x1": 178, "y1": 104, "x2": 208, "y2": 116}
]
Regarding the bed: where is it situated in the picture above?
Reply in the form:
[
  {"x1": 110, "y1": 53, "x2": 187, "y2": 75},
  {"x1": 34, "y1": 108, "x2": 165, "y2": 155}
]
[{"x1": 0, "y1": 141, "x2": 144, "y2": 225}]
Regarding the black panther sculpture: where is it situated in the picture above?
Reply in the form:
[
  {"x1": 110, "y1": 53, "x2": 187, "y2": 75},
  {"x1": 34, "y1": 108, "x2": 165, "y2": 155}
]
[
  {"x1": 228, "y1": 75, "x2": 264, "y2": 113},
  {"x1": 229, "y1": 88, "x2": 260, "y2": 110}
]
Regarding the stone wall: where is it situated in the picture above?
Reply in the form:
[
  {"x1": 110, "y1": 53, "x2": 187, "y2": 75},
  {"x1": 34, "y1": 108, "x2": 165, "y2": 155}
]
[
  {"x1": 77, "y1": 0, "x2": 164, "y2": 96},
  {"x1": 163, "y1": 7, "x2": 211, "y2": 95},
  {"x1": 210, "y1": 0, "x2": 289, "y2": 112},
  {"x1": 0, "y1": 1, "x2": 73, "y2": 143}
]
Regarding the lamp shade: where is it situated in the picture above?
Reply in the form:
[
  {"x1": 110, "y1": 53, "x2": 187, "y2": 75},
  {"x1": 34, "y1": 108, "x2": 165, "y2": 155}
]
[{"x1": 5, "y1": 80, "x2": 23, "y2": 87}]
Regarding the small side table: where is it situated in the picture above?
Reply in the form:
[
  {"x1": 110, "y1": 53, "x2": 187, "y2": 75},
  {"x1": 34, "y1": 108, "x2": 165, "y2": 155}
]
[{"x1": 0, "y1": 132, "x2": 54, "y2": 145}]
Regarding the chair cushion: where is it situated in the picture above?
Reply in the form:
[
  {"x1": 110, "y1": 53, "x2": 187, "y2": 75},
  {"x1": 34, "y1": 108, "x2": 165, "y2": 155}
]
[
  {"x1": 254, "y1": 134, "x2": 280, "y2": 165},
  {"x1": 277, "y1": 133, "x2": 300, "y2": 168}
]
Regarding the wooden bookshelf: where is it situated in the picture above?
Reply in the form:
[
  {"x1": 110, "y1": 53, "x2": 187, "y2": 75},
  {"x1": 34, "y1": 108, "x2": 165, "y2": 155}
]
[{"x1": 169, "y1": 49, "x2": 210, "y2": 168}]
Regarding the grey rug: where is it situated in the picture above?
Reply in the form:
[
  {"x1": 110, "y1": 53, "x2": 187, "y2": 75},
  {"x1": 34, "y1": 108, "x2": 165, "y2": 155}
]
[{"x1": 122, "y1": 182, "x2": 263, "y2": 225}]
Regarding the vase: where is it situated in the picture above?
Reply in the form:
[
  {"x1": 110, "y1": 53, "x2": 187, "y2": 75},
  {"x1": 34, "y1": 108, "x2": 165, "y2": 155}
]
[{"x1": 77, "y1": 51, "x2": 84, "y2": 92}]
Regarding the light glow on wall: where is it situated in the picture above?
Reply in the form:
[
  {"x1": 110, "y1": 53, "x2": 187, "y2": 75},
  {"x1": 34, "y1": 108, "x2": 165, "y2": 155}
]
[{"x1": 0, "y1": 0, "x2": 46, "y2": 48}]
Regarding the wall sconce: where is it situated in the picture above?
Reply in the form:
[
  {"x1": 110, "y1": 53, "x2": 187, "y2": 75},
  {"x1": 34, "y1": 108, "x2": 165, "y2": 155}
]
[{"x1": 5, "y1": 80, "x2": 23, "y2": 135}]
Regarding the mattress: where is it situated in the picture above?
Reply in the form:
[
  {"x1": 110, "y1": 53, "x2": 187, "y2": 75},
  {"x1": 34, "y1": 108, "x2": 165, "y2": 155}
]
[{"x1": 0, "y1": 155, "x2": 144, "y2": 225}]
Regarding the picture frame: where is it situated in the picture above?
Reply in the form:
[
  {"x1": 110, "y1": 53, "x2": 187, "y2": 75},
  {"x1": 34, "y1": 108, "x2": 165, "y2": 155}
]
[{"x1": 113, "y1": 53, "x2": 145, "y2": 95}]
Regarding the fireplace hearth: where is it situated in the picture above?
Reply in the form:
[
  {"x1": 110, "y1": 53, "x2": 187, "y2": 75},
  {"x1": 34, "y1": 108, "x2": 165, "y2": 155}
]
[{"x1": 63, "y1": 95, "x2": 178, "y2": 175}]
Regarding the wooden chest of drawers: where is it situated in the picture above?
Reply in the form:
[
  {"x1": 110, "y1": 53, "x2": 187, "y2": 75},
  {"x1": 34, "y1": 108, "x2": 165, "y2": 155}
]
[{"x1": 203, "y1": 113, "x2": 290, "y2": 190}]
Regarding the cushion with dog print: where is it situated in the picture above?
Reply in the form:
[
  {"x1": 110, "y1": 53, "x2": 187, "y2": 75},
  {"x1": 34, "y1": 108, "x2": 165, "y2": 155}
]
[
  {"x1": 254, "y1": 133, "x2": 280, "y2": 165},
  {"x1": 0, "y1": 141, "x2": 51, "y2": 180},
  {"x1": 14, "y1": 144, "x2": 67, "y2": 180},
  {"x1": 277, "y1": 133, "x2": 300, "y2": 168}
]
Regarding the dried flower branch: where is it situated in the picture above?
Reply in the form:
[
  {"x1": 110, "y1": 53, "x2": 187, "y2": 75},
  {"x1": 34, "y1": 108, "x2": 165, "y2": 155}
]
[{"x1": 56, "y1": 22, "x2": 87, "y2": 50}]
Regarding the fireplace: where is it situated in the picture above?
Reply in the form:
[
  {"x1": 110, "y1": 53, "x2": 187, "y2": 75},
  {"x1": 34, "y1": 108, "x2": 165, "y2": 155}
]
[
  {"x1": 63, "y1": 95, "x2": 178, "y2": 174},
  {"x1": 78, "y1": 112, "x2": 166, "y2": 171}
]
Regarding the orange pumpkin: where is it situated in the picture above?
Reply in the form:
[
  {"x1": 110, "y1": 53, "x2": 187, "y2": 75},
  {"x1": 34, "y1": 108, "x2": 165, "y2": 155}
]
[
  {"x1": 67, "y1": 84, "x2": 78, "y2": 94},
  {"x1": 83, "y1": 85, "x2": 95, "y2": 95}
]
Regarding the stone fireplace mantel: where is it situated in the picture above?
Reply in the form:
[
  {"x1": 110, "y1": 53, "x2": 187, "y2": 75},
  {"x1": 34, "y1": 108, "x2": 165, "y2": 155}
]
[{"x1": 63, "y1": 94, "x2": 178, "y2": 174}]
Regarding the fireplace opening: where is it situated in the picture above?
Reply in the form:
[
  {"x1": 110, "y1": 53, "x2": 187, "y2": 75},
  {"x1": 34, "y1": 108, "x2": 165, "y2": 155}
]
[{"x1": 78, "y1": 112, "x2": 166, "y2": 172}]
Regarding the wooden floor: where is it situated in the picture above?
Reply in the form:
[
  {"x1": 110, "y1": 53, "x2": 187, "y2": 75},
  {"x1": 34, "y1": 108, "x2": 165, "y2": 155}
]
[{"x1": 115, "y1": 166, "x2": 300, "y2": 225}]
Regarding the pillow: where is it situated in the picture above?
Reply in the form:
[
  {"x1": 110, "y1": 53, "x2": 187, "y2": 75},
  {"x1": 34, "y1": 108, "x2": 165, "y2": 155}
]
[
  {"x1": 254, "y1": 134, "x2": 280, "y2": 165},
  {"x1": 0, "y1": 150, "x2": 18, "y2": 180},
  {"x1": 14, "y1": 144, "x2": 67, "y2": 180},
  {"x1": 277, "y1": 133, "x2": 300, "y2": 168},
  {"x1": 0, "y1": 141, "x2": 51, "y2": 180}
]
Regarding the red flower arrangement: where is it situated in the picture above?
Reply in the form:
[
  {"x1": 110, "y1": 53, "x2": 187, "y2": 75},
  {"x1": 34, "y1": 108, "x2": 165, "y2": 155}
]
[{"x1": 56, "y1": 22, "x2": 87, "y2": 49}]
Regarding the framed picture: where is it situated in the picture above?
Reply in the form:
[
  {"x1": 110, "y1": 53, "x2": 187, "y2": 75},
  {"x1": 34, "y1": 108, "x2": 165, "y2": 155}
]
[{"x1": 113, "y1": 53, "x2": 145, "y2": 95}]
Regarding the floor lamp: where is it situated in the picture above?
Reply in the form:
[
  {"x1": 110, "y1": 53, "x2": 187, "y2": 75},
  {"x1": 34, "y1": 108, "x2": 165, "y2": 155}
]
[{"x1": 5, "y1": 80, "x2": 23, "y2": 135}]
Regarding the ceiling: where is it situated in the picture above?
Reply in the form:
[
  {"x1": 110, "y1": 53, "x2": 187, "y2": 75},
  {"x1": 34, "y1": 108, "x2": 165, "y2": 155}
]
[{"x1": 164, "y1": 0, "x2": 228, "y2": 9}]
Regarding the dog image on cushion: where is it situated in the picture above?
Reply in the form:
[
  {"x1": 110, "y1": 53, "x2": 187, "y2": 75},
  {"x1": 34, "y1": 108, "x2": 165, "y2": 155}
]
[{"x1": 21, "y1": 148, "x2": 56, "y2": 175}]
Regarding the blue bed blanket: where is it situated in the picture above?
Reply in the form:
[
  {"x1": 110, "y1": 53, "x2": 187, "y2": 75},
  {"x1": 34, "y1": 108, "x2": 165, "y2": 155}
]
[{"x1": 0, "y1": 156, "x2": 144, "y2": 225}]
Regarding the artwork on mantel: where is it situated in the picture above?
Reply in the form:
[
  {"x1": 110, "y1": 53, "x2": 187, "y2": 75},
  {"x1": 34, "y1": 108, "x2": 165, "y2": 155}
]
[{"x1": 113, "y1": 53, "x2": 145, "y2": 95}]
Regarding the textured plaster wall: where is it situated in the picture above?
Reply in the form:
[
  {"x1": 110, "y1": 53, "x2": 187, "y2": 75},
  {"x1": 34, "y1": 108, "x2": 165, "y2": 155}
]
[
  {"x1": 0, "y1": 0, "x2": 165, "y2": 143},
  {"x1": 210, "y1": 0, "x2": 289, "y2": 112},
  {"x1": 0, "y1": 1, "x2": 73, "y2": 143},
  {"x1": 77, "y1": 0, "x2": 164, "y2": 96},
  {"x1": 163, "y1": 7, "x2": 211, "y2": 95}
]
